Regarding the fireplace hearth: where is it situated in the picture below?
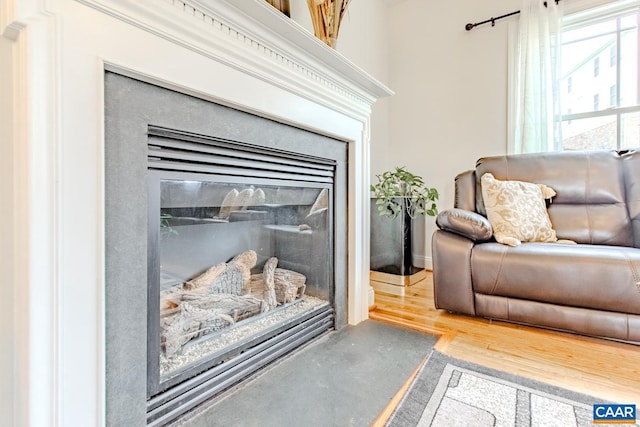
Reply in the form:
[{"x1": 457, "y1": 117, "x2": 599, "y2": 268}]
[{"x1": 106, "y1": 70, "x2": 348, "y2": 425}]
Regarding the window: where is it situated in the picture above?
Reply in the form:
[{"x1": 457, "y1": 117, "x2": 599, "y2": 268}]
[
  {"x1": 610, "y1": 84, "x2": 617, "y2": 106},
  {"x1": 560, "y1": 2, "x2": 640, "y2": 151}
]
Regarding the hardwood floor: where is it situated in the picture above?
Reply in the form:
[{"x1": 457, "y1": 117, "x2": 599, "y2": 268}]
[{"x1": 369, "y1": 271, "x2": 640, "y2": 423}]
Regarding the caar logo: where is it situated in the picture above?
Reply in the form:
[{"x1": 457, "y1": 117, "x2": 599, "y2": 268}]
[{"x1": 593, "y1": 404, "x2": 636, "y2": 424}]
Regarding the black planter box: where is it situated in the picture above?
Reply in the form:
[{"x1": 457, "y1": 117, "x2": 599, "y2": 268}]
[{"x1": 370, "y1": 197, "x2": 424, "y2": 276}]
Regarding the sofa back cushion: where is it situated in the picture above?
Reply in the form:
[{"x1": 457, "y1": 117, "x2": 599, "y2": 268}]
[
  {"x1": 623, "y1": 150, "x2": 640, "y2": 248},
  {"x1": 474, "y1": 150, "x2": 633, "y2": 247},
  {"x1": 454, "y1": 170, "x2": 476, "y2": 211}
]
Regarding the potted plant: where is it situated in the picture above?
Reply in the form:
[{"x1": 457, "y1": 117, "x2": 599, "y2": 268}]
[
  {"x1": 370, "y1": 167, "x2": 439, "y2": 279},
  {"x1": 370, "y1": 167, "x2": 439, "y2": 219}
]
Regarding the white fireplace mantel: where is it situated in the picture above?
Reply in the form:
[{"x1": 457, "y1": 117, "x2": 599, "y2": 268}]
[{"x1": 1, "y1": 0, "x2": 392, "y2": 425}]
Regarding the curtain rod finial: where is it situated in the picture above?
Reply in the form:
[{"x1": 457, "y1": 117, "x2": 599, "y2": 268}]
[{"x1": 465, "y1": 23, "x2": 474, "y2": 31}]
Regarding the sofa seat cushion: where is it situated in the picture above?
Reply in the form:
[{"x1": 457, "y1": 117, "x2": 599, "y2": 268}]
[{"x1": 471, "y1": 242, "x2": 640, "y2": 315}]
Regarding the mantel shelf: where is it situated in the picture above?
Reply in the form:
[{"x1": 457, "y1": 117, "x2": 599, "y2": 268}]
[{"x1": 209, "y1": 0, "x2": 394, "y2": 99}]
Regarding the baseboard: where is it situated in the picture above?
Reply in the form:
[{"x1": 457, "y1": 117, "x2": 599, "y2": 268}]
[
  {"x1": 368, "y1": 285, "x2": 376, "y2": 308},
  {"x1": 413, "y1": 254, "x2": 433, "y2": 271},
  {"x1": 370, "y1": 269, "x2": 428, "y2": 297}
]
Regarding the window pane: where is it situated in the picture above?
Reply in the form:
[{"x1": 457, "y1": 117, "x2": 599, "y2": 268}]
[
  {"x1": 620, "y1": 24, "x2": 639, "y2": 107},
  {"x1": 562, "y1": 115, "x2": 617, "y2": 150},
  {"x1": 610, "y1": 45, "x2": 617, "y2": 66},
  {"x1": 610, "y1": 84, "x2": 617, "y2": 106},
  {"x1": 561, "y1": 25, "x2": 616, "y2": 115},
  {"x1": 562, "y1": 20, "x2": 616, "y2": 44},
  {"x1": 621, "y1": 112, "x2": 640, "y2": 149}
]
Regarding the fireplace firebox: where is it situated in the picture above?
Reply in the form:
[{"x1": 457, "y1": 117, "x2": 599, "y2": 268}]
[{"x1": 105, "y1": 70, "x2": 348, "y2": 426}]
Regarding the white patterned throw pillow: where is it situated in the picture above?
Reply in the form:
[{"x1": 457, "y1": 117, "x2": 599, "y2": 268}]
[{"x1": 480, "y1": 173, "x2": 558, "y2": 247}]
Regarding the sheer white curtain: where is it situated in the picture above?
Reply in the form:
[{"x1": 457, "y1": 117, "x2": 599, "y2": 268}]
[{"x1": 510, "y1": 0, "x2": 564, "y2": 154}]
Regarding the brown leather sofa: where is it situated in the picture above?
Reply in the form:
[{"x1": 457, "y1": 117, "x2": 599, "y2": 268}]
[{"x1": 432, "y1": 149, "x2": 640, "y2": 343}]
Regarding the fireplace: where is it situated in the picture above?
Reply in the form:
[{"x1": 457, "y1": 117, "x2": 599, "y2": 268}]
[
  {"x1": 6, "y1": 0, "x2": 392, "y2": 424},
  {"x1": 106, "y1": 70, "x2": 349, "y2": 424}
]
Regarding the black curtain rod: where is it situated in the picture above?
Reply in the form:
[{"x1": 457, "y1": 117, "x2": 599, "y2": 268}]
[{"x1": 465, "y1": 1, "x2": 560, "y2": 31}]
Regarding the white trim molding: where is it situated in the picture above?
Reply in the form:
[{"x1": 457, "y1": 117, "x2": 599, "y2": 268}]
[
  {"x1": 1, "y1": 2, "x2": 61, "y2": 426},
  {"x1": 75, "y1": 0, "x2": 392, "y2": 121}
]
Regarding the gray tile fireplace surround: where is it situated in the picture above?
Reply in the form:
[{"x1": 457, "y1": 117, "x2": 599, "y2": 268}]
[{"x1": 104, "y1": 69, "x2": 349, "y2": 425}]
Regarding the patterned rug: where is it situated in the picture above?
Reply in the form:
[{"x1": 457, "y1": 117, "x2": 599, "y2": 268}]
[{"x1": 386, "y1": 350, "x2": 639, "y2": 427}]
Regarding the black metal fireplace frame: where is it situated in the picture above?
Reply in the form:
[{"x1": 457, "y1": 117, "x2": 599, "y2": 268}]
[{"x1": 145, "y1": 126, "x2": 339, "y2": 424}]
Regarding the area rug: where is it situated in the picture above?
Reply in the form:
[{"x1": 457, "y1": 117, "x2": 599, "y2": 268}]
[
  {"x1": 179, "y1": 320, "x2": 438, "y2": 427},
  {"x1": 386, "y1": 350, "x2": 639, "y2": 427}
]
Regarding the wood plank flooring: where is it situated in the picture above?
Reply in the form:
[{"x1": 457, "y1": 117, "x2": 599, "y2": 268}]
[{"x1": 369, "y1": 271, "x2": 640, "y2": 423}]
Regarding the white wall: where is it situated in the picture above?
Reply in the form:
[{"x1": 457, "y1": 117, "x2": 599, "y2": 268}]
[
  {"x1": 387, "y1": 0, "x2": 520, "y2": 204},
  {"x1": 386, "y1": 0, "x2": 521, "y2": 265}
]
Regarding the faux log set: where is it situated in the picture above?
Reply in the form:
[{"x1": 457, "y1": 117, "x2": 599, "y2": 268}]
[{"x1": 160, "y1": 250, "x2": 307, "y2": 357}]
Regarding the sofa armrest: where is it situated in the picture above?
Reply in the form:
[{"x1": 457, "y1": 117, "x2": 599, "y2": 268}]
[
  {"x1": 432, "y1": 230, "x2": 476, "y2": 315},
  {"x1": 436, "y1": 208, "x2": 493, "y2": 242}
]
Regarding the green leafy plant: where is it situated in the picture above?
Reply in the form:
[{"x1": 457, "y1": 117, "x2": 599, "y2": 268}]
[{"x1": 370, "y1": 167, "x2": 439, "y2": 219}]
